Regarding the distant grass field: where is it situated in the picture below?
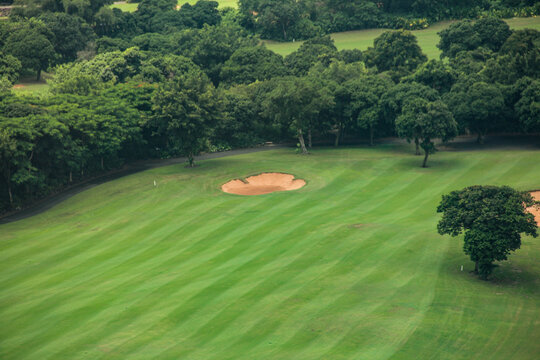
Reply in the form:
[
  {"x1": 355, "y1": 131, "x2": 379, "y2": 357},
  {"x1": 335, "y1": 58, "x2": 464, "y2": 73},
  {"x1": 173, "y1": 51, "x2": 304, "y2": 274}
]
[
  {"x1": 110, "y1": 0, "x2": 237, "y2": 12},
  {"x1": 11, "y1": 83, "x2": 50, "y2": 96},
  {"x1": 265, "y1": 17, "x2": 540, "y2": 58},
  {"x1": 1, "y1": 141, "x2": 539, "y2": 359}
]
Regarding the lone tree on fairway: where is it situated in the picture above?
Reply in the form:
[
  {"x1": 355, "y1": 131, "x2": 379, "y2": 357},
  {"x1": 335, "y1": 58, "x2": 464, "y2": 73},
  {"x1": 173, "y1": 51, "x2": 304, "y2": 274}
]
[
  {"x1": 396, "y1": 98, "x2": 457, "y2": 167},
  {"x1": 437, "y1": 185, "x2": 538, "y2": 279}
]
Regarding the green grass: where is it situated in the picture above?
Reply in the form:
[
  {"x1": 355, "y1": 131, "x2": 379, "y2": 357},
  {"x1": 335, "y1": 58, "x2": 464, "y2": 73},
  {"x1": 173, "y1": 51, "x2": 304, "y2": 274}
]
[
  {"x1": 110, "y1": 2, "x2": 139, "y2": 12},
  {"x1": 12, "y1": 82, "x2": 50, "y2": 96},
  {"x1": 1, "y1": 141, "x2": 539, "y2": 359},
  {"x1": 265, "y1": 17, "x2": 540, "y2": 57},
  {"x1": 110, "y1": 0, "x2": 237, "y2": 12}
]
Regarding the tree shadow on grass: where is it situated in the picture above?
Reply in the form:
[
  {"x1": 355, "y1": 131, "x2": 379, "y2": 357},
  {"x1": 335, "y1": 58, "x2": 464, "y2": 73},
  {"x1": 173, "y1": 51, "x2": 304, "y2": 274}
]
[
  {"x1": 488, "y1": 261, "x2": 540, "y2": 294},
  {"x1": 439, "y1": 134, "x2": 540, "y2": 152}
]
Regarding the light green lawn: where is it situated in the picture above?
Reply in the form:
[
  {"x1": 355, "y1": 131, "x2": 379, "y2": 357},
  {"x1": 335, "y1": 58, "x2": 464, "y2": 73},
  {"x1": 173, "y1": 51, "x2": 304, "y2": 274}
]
[
  {"x1": 1, "y1": 142, "x2": 539, "y2": 359},
  {"x1": 265, "y1": 17, "x2": 540, "y2": 58},
  {"x1": 110, "y1": 0, "x2": 237, "y2": 12},
  {"x1": 12, "y1": 83, "x2": 50, "y2": 96}
]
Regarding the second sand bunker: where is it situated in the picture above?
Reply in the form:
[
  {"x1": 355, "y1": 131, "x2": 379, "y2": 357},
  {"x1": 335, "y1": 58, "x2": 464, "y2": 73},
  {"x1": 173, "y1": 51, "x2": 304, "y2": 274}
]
[
  {"x1": 527, "y1": 191, "x2": 540, "y2": 226},
  {"x1": 222, "y1": 173, "x2": 306, "y2": 195}
]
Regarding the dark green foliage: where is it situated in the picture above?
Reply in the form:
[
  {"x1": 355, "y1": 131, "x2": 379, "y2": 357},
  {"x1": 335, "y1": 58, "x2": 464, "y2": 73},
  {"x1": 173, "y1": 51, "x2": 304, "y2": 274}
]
[
  {"x1": 515, "y1": 79, "x2": 540, "y2": 132},
  {"x1": 220, "y1": 46, "x2": 288, "y2": 86},
  {"x1": 262, "y1": 76, "x2": 333, "y2": 154},
  {"x1": 136, "y1": 0, "x2": 177, "y2": 31},
  {"x1": 93, "y1": 7, "x2": 139, "y2": 38},
  {"x1": 444, "y1": 78, "x2": 505, "y2": 143},
  {"x1": 438, "y1": 18, "x2": 512, "y2": 58},
  {"x1": 381, "y1": 81, "x2": 440, "y2": 141},
  {"x1": 396, "y1": 98, "x2": 457, "y2": 167},
  {"x1": 479, "y1": 29, "x2": 540, "y2": 86},
  {"x1": 449, "y1": 47, "x2": 494, "y2": 75},
  {"x1": 472, "y1": 17, "x2": 512, "y2": 52},
  {"x1": 307, "y1": 60, "x2": 368, "y2": 146},
  {"x1": 284, "y1": 36, "x2": 338, "y2": 76},
  {"x1": 39, "y1": 12, "x2": 95, "y2": 64},
  {"x1": 0, "y1": 92, "x2": 143, "y2": 210},
  {"x1": 151, "y1": 70, "x2": 222, "y2": 166},
  {"x1": 131, "y1": 33, "x2": 174, "y2": 52},
  {"x1": 408, "y1": 59, "x2": 457, "y2": 93},
  {"x1": 438, "y1": 20, "x2": 481, "y2": 58},
  {"x1": 96, "y1": 36, "x2": 131, "y2": 54},
  {"x1": 12, "y1": 0, "x2": 114, "y2": 21},
  {"x1": 344, "y1": 74, "x2": 393, "y2": 146},
  {"x1": 338, "y1": 49, "x2": 363, "y2": 64},
  {"x1": 367, "y1": 30, "x2": 427, "y2": 76},
  {"x1": 178, "y1": 0, "x2": 221, "y2": 28},
  {"x1": 3, "y1": 25, "x2": 56, "y2": 80},
  {"x1": 213, "y1": 85, "x2": 269, "y2": 148},
  {"x1": 0, "y1": 51, "x2": 22, "y2": 84},
  {"x1": 146, "y1": 1, "x2": 221, "y2": 33},
  {"x1": 168, "y1": 24, "x2": 258, "y2": 84},
  {"x1": 242, "y1": 0, "x2": 302, "y2": 41},
  {"x1": 437, "y1": 185, "x2": 538, "y2": 279}
]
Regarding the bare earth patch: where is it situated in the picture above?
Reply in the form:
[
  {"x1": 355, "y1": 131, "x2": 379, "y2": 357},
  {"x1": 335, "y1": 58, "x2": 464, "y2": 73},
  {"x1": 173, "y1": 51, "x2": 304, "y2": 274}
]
[
  {"x1": 527, "y1": 191, "x2": 540, "y2": 226},
  {"x1": 222, "y1": 173, "x2": 306, "y2": 195}
]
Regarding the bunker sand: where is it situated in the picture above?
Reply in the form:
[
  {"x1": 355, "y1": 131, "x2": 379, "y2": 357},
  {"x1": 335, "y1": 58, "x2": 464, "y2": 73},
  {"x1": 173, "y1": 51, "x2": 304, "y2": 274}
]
[
  {"x1": 222, "y1": 173, "x2": 306, "y2": 195},
  {"x1": 528, "y1": 191, "x2": 540, "y2": 225}
]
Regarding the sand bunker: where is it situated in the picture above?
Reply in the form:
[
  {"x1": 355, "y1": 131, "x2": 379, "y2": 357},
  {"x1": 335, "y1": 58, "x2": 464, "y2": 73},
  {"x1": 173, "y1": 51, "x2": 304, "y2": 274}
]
[
  {"x1": 527, "y1": 191, "x2": 540, "y2": 226},
  {"x1": 222, "y1": 173, "x2": 306, "y2": 195}
]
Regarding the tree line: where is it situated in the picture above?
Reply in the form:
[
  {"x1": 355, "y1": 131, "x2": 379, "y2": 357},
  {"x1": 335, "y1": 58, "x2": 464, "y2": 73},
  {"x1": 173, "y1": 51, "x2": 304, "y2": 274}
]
[{"x1": 1, "y1": 3, "x2": 539, "y2": 212}]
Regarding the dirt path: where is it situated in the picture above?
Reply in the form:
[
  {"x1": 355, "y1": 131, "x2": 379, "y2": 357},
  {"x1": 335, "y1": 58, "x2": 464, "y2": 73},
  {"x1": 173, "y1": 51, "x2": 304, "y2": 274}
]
[{"x1": 0, "y1": 145, "x2": 286, "y2": 224}]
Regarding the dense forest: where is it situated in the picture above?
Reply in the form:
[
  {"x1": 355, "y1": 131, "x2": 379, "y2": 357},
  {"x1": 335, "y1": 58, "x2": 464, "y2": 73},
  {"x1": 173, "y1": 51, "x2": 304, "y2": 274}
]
[{"x1": 0, "y1": 0, "x2": 539, "y2": 212}]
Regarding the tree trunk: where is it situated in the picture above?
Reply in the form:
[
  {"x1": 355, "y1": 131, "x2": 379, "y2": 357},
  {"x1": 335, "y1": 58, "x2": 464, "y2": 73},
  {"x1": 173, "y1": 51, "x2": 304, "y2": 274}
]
[
  {"x1": 422, "y1": 148, "x2": 429, "y2": 168},
  {"x1": 308, "y1": 129, "x2": 312, "y2": 148},
  {"x1": 476, "y1": 132, "x2": 484, "y2": 144},
  {"x1": 474, "y1": 261, "x2": 479, "y2": 273},
  {"x1": 334, "y1": 128, "x2": 340, "y2": 147},
  {"x1": 369, "y1": 125, "x2": 374, "y2": 146},
  {"x1": 8, "y1": 183, "x2": 13, "y2": 205},
  {"x1": 298, "y1": 129, "x2": 308, "y2": 154},
  {"x1": 282, "y1": 23, "x2": 287, "y2": 41},
  {"x1": 69, "y1": 171, "x2": 73, "y2": 183},
  {"x1": 36, "y1": 69, "x2": 41, "y2": 82},
  {"x1": 100, "y1": 157, "x2": 104, "y2": 170},
  {"x1": 187, "y1": 152, "x2": 195, "y2": 167},
  {"x1": 415, "y1": 137, "x2": 420, "y2": 155}
]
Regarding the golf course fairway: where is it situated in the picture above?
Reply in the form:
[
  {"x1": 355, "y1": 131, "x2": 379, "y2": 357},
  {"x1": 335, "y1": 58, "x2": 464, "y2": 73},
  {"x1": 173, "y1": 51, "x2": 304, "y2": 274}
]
[{"x1": 1, "y1": 141, "x2": 539, "y2": 359}]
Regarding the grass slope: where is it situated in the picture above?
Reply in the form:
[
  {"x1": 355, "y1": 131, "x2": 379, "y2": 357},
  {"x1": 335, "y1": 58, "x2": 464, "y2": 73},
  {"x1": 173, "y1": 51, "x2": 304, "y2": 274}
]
[
  {"x1": 265, "y1": 17, "x2": 540, "y2": 57},
  {"x1": 1, "y1": 141, "x2": 539, "y2": 359}
]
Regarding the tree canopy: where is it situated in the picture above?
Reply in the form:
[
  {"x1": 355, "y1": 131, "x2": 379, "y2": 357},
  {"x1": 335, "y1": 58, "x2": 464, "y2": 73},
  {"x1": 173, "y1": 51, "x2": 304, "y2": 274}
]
[
  {"x1": 396, "y1": 98, "x2": 457, "y2": 167},
  {"x1": 437, "y1": 185, "x2": 538, "y2": 279}
]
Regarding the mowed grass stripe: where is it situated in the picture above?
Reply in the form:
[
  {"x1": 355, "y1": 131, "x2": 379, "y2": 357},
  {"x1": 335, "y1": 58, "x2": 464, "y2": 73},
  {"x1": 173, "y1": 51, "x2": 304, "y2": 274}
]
[
  {"x1": 1, "y1": 143, "x2": 539, "y2": 359},
  {"x1": 4, "y1": 194, "x2": 293, "y2": 358},
  {"x1": 89, "y1": 160, "x2": 410, "y2": 354},
  {"x1": 29, "y1": 169, "x2": 358, "y2": 358},
  {"x1": 99, "y1": 165, "x2": 402, "y2": 357},
  {"x1": 251, "y1": 160, "x2": 480, "y2": 358},
  {"x1": 141, "y1": 154, "x2": 476, "y2": 358},
  {"x1": 0, "y1": 195, "x2": 213, "y2": 293},
  {"x1": 152, "y1": 223, "x2": 404, "y2": 359},
  {"x1": 0, "y1": 150, "x2": 498, "y2": 356}
]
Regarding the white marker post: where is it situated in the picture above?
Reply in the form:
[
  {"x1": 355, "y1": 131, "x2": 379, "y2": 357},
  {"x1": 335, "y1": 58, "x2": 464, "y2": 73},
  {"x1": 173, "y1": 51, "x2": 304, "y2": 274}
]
[
  {"x1": 461, "y1": 265, "x2": 463, "y2": 271},
  {"x1": 154, "y1": 180, "x2": 157, "y2": 187}
]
